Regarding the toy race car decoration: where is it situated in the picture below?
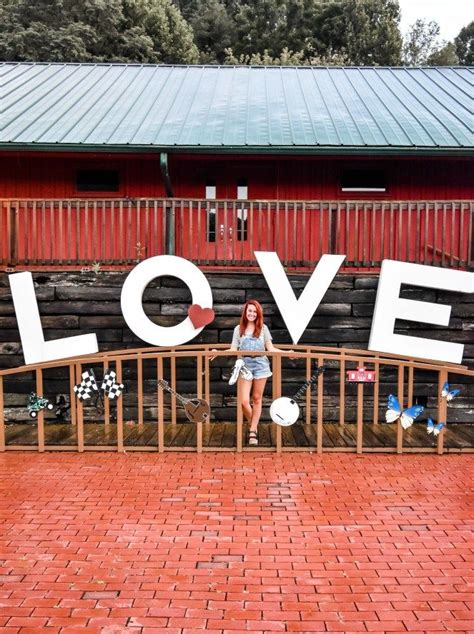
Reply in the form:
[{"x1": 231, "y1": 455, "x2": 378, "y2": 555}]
[{"x1": 27, "y1": 392, "x2": 54, "y2": 419}]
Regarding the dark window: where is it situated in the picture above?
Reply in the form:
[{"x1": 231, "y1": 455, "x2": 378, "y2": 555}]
[
  {"x1": 76, "y1": 169, "x2": 120, "y2": 192},
  {"x1": 237, "y1": 178, "x2": 248, "y2": 241},
  {"x1": 206, "y1": 180, "x2": 216, "y2": 242},
  {"x1": 207, "y1": 209, "x2": 216, "y2": 243},
  {"x1": 341, "y1": 169, "x2": 386, "y2": 191}
]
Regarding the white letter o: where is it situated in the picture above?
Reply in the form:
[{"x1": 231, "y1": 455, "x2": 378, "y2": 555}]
[{"x1": 121, "y1": 256, "x2": 213, "y2": 346}]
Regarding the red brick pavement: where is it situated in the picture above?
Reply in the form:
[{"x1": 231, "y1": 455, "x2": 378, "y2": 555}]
[{"x1": 0, "y1": 452, "x2": 472, "y2": 633}]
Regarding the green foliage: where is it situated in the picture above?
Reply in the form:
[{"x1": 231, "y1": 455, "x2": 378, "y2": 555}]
[
  {"x1": 0, "y1": 0, "x2": 198, "y2": 63},
  {"x1": 224, "y1": 47, "x2": 306, "y2": 66},
  {"x1": 454, "y1": 21, "x2": 474, "y2": 65},
  {"x1": 312, "y1": 0, "x2": 402, "y2": 65},
  {"x1": 184, "y1": 0, "x2": 233, "y2": 63},
  {"x1": 402, "y1": 19, "x2": 442, "y2": 65},
  {"x1": 209, "y1": 0, "x2": 402, "y2": 66},
  {"x1": 427, "y1": 42, "x2": 459, "y2": 66},
  {"x1": 122, "y1": 0, "x2": 199, "y2": 63},
  {"x1": 10, "y1": 0, "x2": 468, "y2": 67}
]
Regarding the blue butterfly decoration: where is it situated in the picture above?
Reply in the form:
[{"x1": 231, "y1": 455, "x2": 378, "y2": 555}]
[
  {"x1": 427, "y1": 418, "x2": 445, "y2": 436},
  {"x1": 385, "y1": 394, "x2": 424, "y2": 430},
  {"x1": 441, "y1": 382, "x2": 460, "y2": 404}
]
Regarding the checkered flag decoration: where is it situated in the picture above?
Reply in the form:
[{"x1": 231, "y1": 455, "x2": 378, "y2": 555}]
[
  {"x1": 101, "y1": 369, "x2": 124, "y2": 400},
  {"x1": 73, "y1": 369, "x2": 99, "y2": 401}
]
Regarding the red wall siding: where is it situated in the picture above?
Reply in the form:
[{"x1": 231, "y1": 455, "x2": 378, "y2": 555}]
[{"x1": 0, "y1": 152, "x2": 472, "y2": 200}]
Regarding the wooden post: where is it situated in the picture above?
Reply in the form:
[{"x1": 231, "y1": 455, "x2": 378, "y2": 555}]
[
  {"x1": 204, "y1": 350, "x2": 211, "y2": 423},
  {"x1": 75, "y1": 364, "x2": 84, "y2": 452},
  {"x1": 137, "y1": 356, "x2": 144, "y2": 427},
  {"x1": 339, "y1": 354, "x2": 345, "y2": 426},
  {"x1": 274, "y1": 354, "x2": 282, "y2": 453},
  {"x1": 116, "y1": 360, "x2": 124, "y2": 452},
  {"x1": 171, "y1": 355, "x2": 177, "y2": 425},
  {"x1": 236, "y1": 372, "x2": 243, "y2": 453},
  {"x1": 372, "y1": 361, "x2": 379, "y2": 424},
  {"x1": 357, "y1": 382, "x2": 364, "y2": 454},
  {"x1": 397, "y1": 365, "x2": 404, "y2": 454},
  {"x1": 316, "y1": 356, "x2": 324, "y2": 454},
  {"x1": 103, "y1": 360, "x2": 110, "y2": 427},
  {"x1": 196, "y1": 354, "x2": 203, "y2": 453},
  {"x1": 0, "y1": 376, "x2": 5, "y2": 452},
  {"x1": 305, "y1": 353, "x2": 311, "y2": 425},
  {"x1": 36, "y1": 369, "x2": 44, "y2": 452},
  {"x1": 407, "y1": 365, "x2": 414, "y2": 406},
  {"x1": 437, "y1": 370, "x2": 448, "y2": 455},
  {"x1": 157, "y1": 357, "x2": 164, "y2": 453},
  {"x1": 69, "y1": 365, "x2": 77, "y2": 427}
]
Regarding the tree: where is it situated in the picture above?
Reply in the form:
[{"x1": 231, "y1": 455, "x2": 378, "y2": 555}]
[
  {"x1": 224, "y1": 46, "x2": 307, "y2": 66},
  {"x1": 122, "y1": 0, "x2": 199, "y2": 63},
  {"x1": 184, "y1": 0, "x2": 234, "y2": 63},
  {"x1": 230, "y1": 0, "x2": 293, "y2": 59},
  {"x1": 427, "y1": 42, "x2": 459, "y2": 66},
  {"x1": 217, "y1": 0, "x2": 402, "y2": 66},
  {"x1": 402, "y1": 18, "x2": 442, "y2": 65},
  {"x1": 454, "y1": 21, "x2": 474, "y2": 65},
  {"x1": 0, "y1": 0, "x2": 199, "y2": 63},
  {"x1": 312, "y1": 0, "x2": 402, "y2": 65}
]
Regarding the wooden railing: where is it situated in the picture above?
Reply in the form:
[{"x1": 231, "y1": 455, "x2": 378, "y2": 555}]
[
  {"x1": 1, "y1": 199, "x2": 473, "y2": 271},
  {"x1": 1, "y1": 345, "x2": 472, "y2": 454}
]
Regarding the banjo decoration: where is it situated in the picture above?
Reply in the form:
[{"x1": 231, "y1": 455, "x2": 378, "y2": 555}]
[
  {"x1": 157, "y1": 379, "x2": 210, "y2": 423},
  {"x1": 270, "y1": 365, "x2": 326, "y2": 427}
]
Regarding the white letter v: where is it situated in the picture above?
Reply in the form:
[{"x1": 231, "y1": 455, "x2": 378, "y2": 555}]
[{"x1": 255, "y1": 252, "x2": 345, "y2": 344}]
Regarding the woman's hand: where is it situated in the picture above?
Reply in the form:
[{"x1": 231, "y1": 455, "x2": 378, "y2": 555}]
[{"x1": 208, "y1": 348, "x2": 218, "y2": 361}]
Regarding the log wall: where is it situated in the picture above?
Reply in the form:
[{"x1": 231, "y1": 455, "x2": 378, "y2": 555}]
[{"x1": 0, "y1": 271, "x2": 473, "y2": 423}]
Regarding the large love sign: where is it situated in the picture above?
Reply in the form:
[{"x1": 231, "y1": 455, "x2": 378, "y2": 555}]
[{"x1": 8, "y1": 253, "x2": 474, "y2": 366}]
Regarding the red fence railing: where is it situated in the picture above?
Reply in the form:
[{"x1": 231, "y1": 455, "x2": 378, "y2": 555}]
[{"x1": 1, "y1": 199, "x2": 473, "y2": 271}]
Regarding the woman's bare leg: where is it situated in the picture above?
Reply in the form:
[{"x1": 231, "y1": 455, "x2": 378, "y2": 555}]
[
  {"x1": 239, "y1": 377, "x2": 253, "y2": 422},
  {"x1": 249, "y1": 378, "x2": 267, "y2": 432}
]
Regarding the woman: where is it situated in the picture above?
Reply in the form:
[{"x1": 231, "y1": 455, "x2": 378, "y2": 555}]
[{"x1": 228, "y1": 300, "x2": 283, "y2": 446}]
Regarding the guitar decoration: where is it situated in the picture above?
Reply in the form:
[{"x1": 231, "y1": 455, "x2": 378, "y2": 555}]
[
  {"x1": 385, "y1": 394, "x2": 424, "y2": 429},
  {"x1": 269, "y1": 366, "x2": 326, "y2": 427},
  {"x1": 440, "y1": 381, "x2": 460, "y2": 404},
  {"x1": 157, "y1": 379, "x2": 210, "y2": 423}
]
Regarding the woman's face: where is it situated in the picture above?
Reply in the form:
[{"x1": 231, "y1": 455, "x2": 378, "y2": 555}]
[{"x1": 246, "y1": 304, "x2": 258, "y2": 321}]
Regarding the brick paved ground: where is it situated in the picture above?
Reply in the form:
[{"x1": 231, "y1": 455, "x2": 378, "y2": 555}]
[{"x1": 0, "y1": 452, "x2": 472, "y2": 634}]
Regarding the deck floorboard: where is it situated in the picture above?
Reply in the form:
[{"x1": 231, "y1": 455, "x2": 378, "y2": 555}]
[{"x1": 3, "y1": 422, "x2": 473, "y2": 451}]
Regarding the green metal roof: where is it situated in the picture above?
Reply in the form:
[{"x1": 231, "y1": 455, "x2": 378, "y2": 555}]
[{"x1": 0, "y1": 63, "x2": 472, "y2": 155}]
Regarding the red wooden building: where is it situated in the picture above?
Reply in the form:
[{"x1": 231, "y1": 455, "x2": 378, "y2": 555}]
[{"x1": 0, "y1": 63, "x2": 473, "y2": 271}]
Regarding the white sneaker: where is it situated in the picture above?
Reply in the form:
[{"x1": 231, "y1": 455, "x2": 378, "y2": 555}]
[
  {"x1": 229, "y1": 359, "x2": 245, "y2": 385},
  {"x1": 239, "y1": 363, "x2": 253, "y2": 381}
]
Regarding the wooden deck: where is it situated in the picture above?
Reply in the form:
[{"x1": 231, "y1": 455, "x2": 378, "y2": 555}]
[{"x1": 4, "y1": 421, "x2": 474, "y2": 452}]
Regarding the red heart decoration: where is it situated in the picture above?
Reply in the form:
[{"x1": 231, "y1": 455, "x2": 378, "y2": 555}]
[{"x1": 188, "y1": 304, "x2": 215, "y2": 329}]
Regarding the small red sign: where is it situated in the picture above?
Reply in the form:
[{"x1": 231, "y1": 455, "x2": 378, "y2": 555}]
[{"x1": 346, "y1": 366, "x2": 376, "y2": 383}]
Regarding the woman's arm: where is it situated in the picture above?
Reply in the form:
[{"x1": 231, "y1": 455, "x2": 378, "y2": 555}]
[
  {"x1": 264, "y1": 326, "x2": 293, "y2": 355},
  {"x1": 209, "y1": 326, "x2": 239, "y2": 359},
  {"x1": 265, "y1": 340, "x2": 281, "y2": 353}
]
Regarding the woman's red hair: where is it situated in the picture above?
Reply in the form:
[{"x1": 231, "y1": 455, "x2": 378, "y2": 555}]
[{"x1": 239, "y1": 300, "x2": 264, "y2": 338}]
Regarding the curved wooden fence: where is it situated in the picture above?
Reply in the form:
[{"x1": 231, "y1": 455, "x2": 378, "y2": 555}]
[{"x1": 0, "y1": 345, "x2": 472, "y2": 454}]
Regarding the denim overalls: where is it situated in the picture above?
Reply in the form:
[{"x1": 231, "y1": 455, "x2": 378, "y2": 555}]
[{"x1": 238, "y1": 326, "x2": 272, "y2": 380}]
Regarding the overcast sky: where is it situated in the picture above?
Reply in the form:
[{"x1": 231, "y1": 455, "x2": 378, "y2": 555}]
[{"x1": 398, "y1": 0, "x2": 472, "y2": 42}]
